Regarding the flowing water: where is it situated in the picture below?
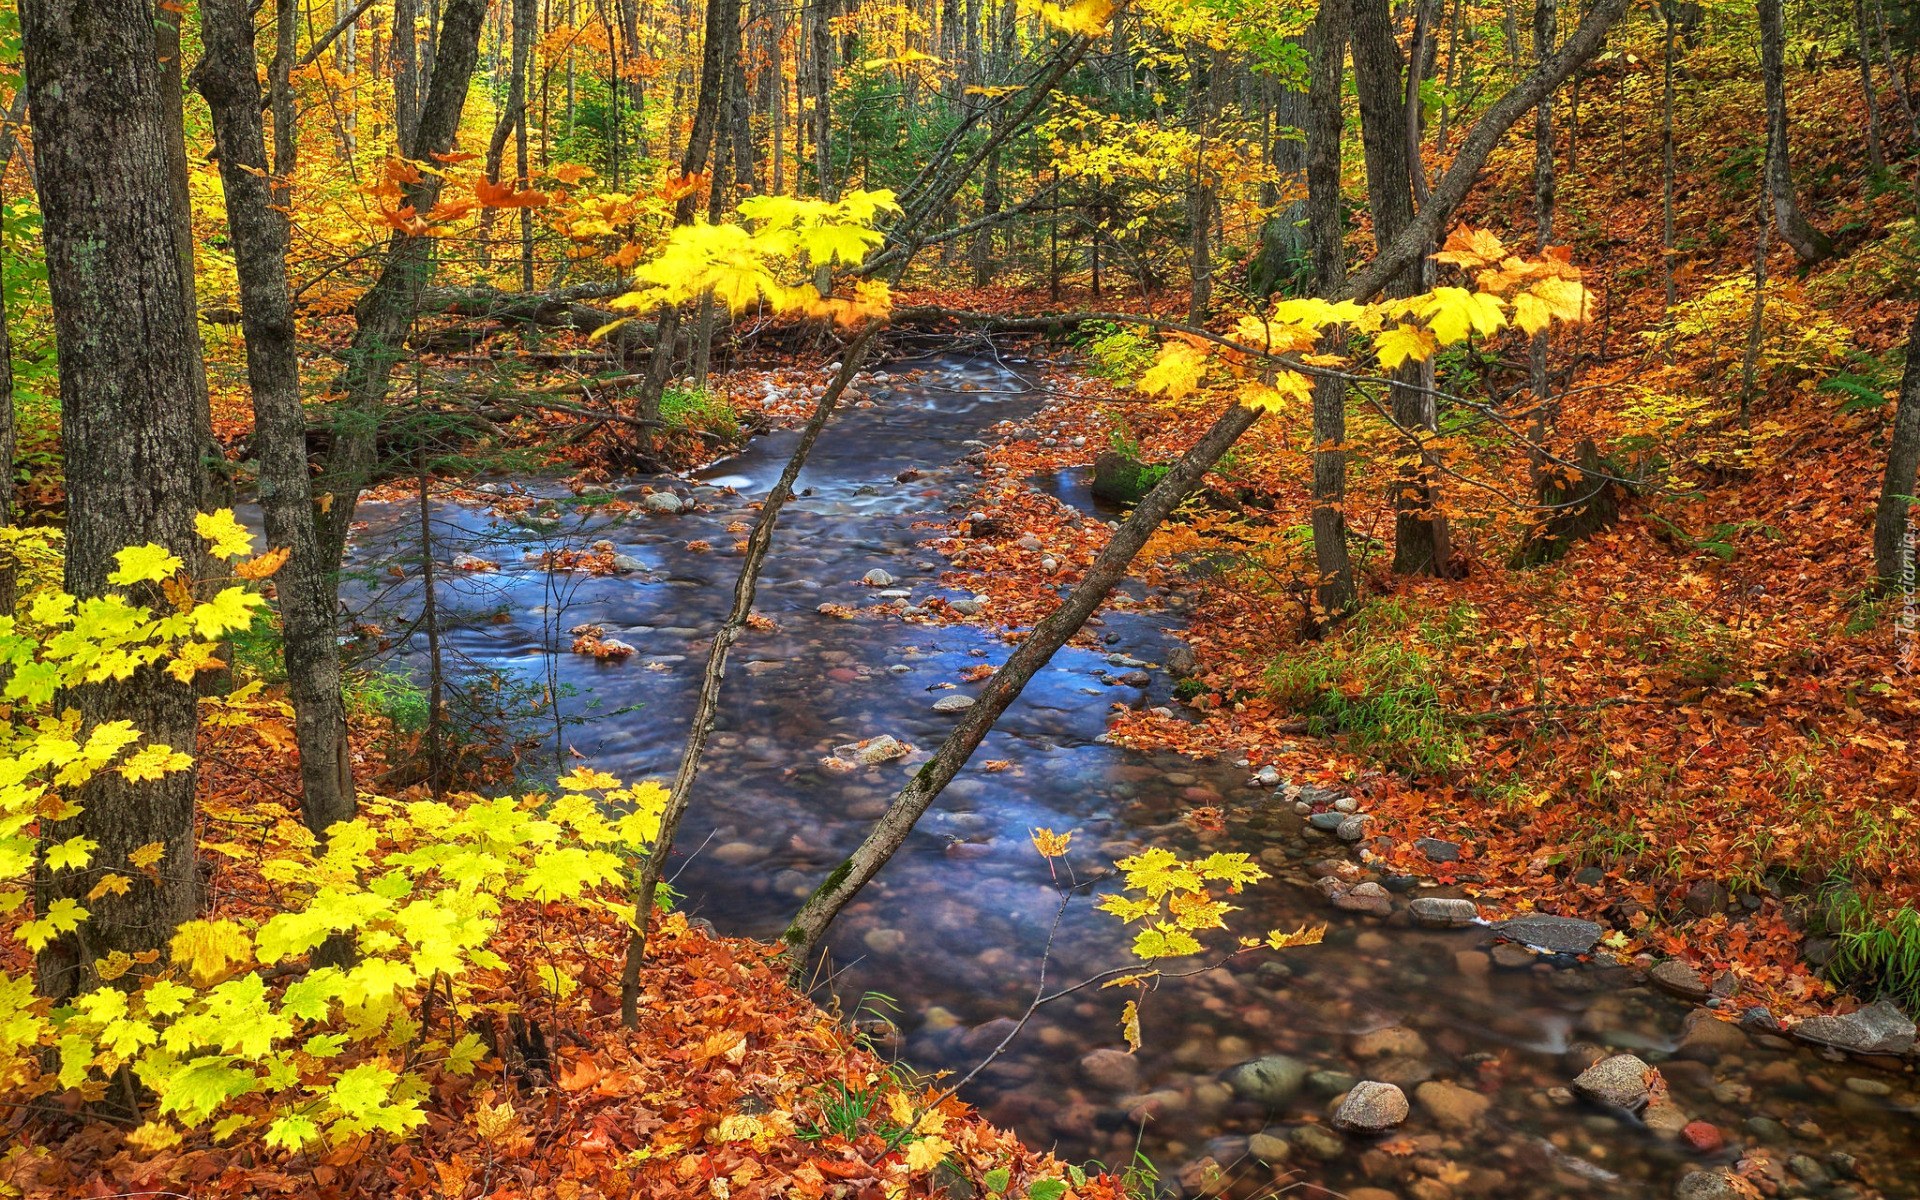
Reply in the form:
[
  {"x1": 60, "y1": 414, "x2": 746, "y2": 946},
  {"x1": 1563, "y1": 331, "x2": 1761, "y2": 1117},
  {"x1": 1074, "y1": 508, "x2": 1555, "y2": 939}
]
[{"x1": 334, "y1": 356, "x2": 1917, "y2": 1199}]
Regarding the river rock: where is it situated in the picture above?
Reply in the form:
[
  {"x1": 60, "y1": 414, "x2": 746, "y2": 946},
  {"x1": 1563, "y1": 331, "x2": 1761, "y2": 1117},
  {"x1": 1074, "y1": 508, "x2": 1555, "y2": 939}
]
[
  {"x1": 1016, "y1": 534, "x2": 1044, "y2": 552},
  {"x1": 862, "y1": 567, "x2": 896, "y2": 586},
  {"x1": 948, "y1": 598, "x2": 983, "y2": 615},
  {"x1": 1224, "y1": 1055, "x2": 1311, "y2": 1106},
  {"x1": 1681, "y1": 1121, "x2": 1725, "y2": 1154},
  {"x1": 1289, "y1": 1124, "x2": 1344, "y2": 1160},
  {"x1": 1336, "y1": 815, "x2": 1371, "y2": 841},
  {"x1": 641, "y1": 491, "x2": 684, "y2": 514},
  {"x1": 1255, "y1": 765, "x2": 1282, "y2": 786},
  {"x1": 932, "y1": 695, "x2": 975, "y2": 713},
  {"x1": 1166, "y1": 642, "x2": 1199, "y2": 678},
  {"x1": 863, "y1": 928, "x2": 907, "y2": 955},
  {"x1": 1077, "y1": 1048, "x2": 1140, "y2": 1092},
  {"x1": 611, "y1": 553, "x2": 647, "y2": 572},
  {"x1": 1650, "y1": 960, "x2": 1711, "y2": 1001},
  {"x1": 1790, "y1": 999, "x2": 1916, "y2": 1055},
  {"x1": 1334, "y1": 882, "x2": 1393, "y2": 917},
  {"x1": 1572, "y1": 1054, "x2": 1654, "y2": 1109},
  {"x1": 1333, "y1": 1081, "x2": 1408, "y2": 1133},
  {"x1": 1644, "y1": 1099, "x2": 1691, "y2": 1138},
  {"x1": 1415, "y1": 837, "x2": 1461, "y2": 862},
  {"x1": 1491, "y1": 914, "x2": 1604, "y2": 955},
  {"x1": 849, "y1": 735, "x2": 910, "y2": 765},
  {"x1": 1415, "y1": 1080, "x2": 1492, "y2": 1129},
  {"x1": 711, "y1": 841, "x2": 767, "y2": 865},
  {"x1": 1410, "y1": 897, "x2": 1480, "y2": 928},
  {"x1": 451, "y1": 552, "x2": 496, "y2": 571},
  {"x1": 1307, "y1": 812, "x2": 1346, "y2": 832},
  {"x1": 1674, "y1": 1172, "x2": 1741, "y2": 1200},
  {"x1": 1353, "y1": 1027, "x2": 1427, "y2": 1059},
  {"x1": 1675, "y1": 1008, "x2": 1749, "y2": 1061},
  {"x1": 1246, "y1": 1130, "x2": 1292, "y2": 1164}
]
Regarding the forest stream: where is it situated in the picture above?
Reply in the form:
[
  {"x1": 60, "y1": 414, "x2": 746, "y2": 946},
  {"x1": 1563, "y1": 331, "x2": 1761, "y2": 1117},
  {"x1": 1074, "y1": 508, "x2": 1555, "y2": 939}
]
[{"x1": 333, "y1": 355, "x2": 1918, "y2": 1199}]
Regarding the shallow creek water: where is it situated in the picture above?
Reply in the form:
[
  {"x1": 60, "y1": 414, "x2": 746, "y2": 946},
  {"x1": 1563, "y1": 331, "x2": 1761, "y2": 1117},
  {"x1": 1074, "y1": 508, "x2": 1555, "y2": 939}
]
[{"x1": 334, "y1": 356, "x2": 1916, "y2": 1198}]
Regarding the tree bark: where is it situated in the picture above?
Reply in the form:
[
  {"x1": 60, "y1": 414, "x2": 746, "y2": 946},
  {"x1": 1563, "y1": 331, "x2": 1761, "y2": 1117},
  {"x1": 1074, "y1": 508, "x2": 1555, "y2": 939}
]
[
  {"x1": 154, "y1": 0, "x2": 221, "y2": 516},
  {"x1": 195, "y1": 0, "x2": 358, "y2": 841},
  {"x1": 1661, "y1": 2, "x2": 1678, "y2": 310},
  {"x1": 394, "y1": 0, "x2": 420, "y2": 146},
  {"x1": 1527, "y1": 0, "x2": 1557, "y2": 492},
  {"x1": 313, "y1": 0, "x2": 488, "y2": 575},
  {"x1": 1854, "y1": 0, "x2": 1887, "y2": 172},
  {"x1": 1757, "y1": 0, "x2": 1833, "y2": 262},
  {"x1": 23, "y1": 0, "x2": 206, "y2": 999},
  {"x1": 1308, "y1": 0, "x2": 1354, "y2": 626},
  {"x1": 1873, "y1": 308, "x2": 1920, "y2": 594},
  {"x1": 1353, "y1": 0, "x2": 1445, "y2": 575}
]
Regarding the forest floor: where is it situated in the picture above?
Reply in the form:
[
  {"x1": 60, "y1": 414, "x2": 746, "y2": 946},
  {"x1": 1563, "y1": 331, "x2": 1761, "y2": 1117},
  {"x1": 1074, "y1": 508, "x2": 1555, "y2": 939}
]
[
  {"x1": 1, "y1": 709, "x2": 1100, "y2": 1200},
  {"x1": 877, "y1": 35, "x2": 1920, "y2": 1019}
]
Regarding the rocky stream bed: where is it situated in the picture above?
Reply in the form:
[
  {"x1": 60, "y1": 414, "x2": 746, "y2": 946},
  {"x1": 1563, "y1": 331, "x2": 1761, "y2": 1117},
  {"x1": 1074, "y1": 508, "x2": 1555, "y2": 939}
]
[{"x1": 332, "y1": 354, "x2": 1919, "y2": 1199}]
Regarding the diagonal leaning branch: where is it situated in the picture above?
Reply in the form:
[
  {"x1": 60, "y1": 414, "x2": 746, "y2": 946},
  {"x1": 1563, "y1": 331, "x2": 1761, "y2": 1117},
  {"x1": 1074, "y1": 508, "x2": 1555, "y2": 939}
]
[
  {"x1": 774, "y1": 0, "x2": 1631, "y2": 984},
  {"x1": 620, "y1": 324, "x2": 882, "y2": 1028}
]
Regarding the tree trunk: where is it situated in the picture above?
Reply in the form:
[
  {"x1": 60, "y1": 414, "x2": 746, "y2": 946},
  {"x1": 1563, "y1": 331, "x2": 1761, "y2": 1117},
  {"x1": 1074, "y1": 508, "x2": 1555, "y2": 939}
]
[
  {"x1": 23, "y1": 0, "x2": 206, "y2": 999},
  {"x1": 480, "y1": 0, "x2": 536, "y2": 268},
  {"x1": 1251, "y1": 41, "x2": 1310, "y2": 296},
  {"x1": 1528, "y1": 0, "x2": 1556, "y2": 491},
  {"x1": 194, "y1": 0, "x2": 358, "y2": 842},
  {"x1": 1186, "y1": 43, "x2": 1221, "y2": 324},
  {"x1": 1353, "y1": 0, "x2": 1446, "y2": 575},
  {"x1": 1661, "y1": 3, "x2": 1677, "y2": 310},
  {"x1": 1757, "y1": 0, "x2": 1833, "y2": 262},
  {"x1": 1855, "y1": 0, "x2": 1887, "y2": 172},
  {"x1": 1873, "y1": 309, "x2": 1920, "y2": 594},
  {"x1": 638, "y1": 0, "x2": 742, "y2": 418},
  {"x1": 271, "y1": 0, "x2": 297, "y2": 211},
  {"x1": 154, "y1": 0, "x2": 221, "y2": 517},
  {"x1": 313, "y1": 0, "x2": 488, "y2": 574},
  {"x1": 394, "y1": 0, "x2": 420, "y2": 146},
  {"x1": 1308, "y1": 0, "x2": 1353, "y2": 626}
]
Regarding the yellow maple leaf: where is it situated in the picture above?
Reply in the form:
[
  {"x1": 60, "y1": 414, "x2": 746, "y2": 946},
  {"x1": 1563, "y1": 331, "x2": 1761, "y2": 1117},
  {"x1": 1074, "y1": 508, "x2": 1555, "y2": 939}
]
[
  {"x1": 128, "y1": 842, "x2": 167, "y2": 869},
  {"x1": 1511, "y1": 292, "x2": 1552, "y2": 337},
  {"x1": 1120, "y1": 999, "x2": 1141, "y2": 1052},
  {"x1": 1421, "y1": 286, "x2": 1508, "y2": 344},
  {"x1": 1029, "y1": 827, "x2": 1073, "y2": 857},
  {"x1": 1432, "y1": 225, "x2": 1509, "y2": 270},
  {"x1": 170, "y1": 918, "x2": 253, "y2": 986},
  {"x1": 195, "y1": 509, "x2": 256, "y2": 560},
  {"x1": 905, "y1": 1135, "x2": 955, "y2": 1173},
  {"x1": 1266, "y1": 921, "x2": 1328, "y2": 950},
  {"x1": 1238, "y1": 371, "x2": 1314, "y2": 413},
  {"x1": 1528, "y1": 276, "x2": 1592, "y2": 323},
  {"x1": 1374, "y1": 324, "x2": 1438, "y2": 370},
  {"x1": 1136, "y1": 342, "x2": 1209, "y2": 401}
]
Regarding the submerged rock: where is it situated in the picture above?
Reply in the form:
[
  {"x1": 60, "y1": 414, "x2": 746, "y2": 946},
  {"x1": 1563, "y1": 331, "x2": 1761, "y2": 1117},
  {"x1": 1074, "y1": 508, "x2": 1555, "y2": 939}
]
[
  {"x1": 1409, "y1": 897, "x2": 1480, "y2": 928},
  {"x1": 1650, "y1": 960, "x2": 1711, "y2": 1002},
  {"x1": 1223, "y1": 1055, "x2": 1311, "y2": 1106},
  {"x1": 1572, "y1": 1053, "x2": 1654, "y2": 1109},
  {"x1": 1790, "y1": 1000, "x2": 1916, "y2": 1056},
  {"x1": 1332, "y1": 1081, "x2": 1408, "y2": 1133},
  {"x1": 1490, "y1": 914, "x2": 1604, "y2": 955},
  {"x1": 1415, "y1": 1080, "x2": 1492, "y2": 1129}
]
